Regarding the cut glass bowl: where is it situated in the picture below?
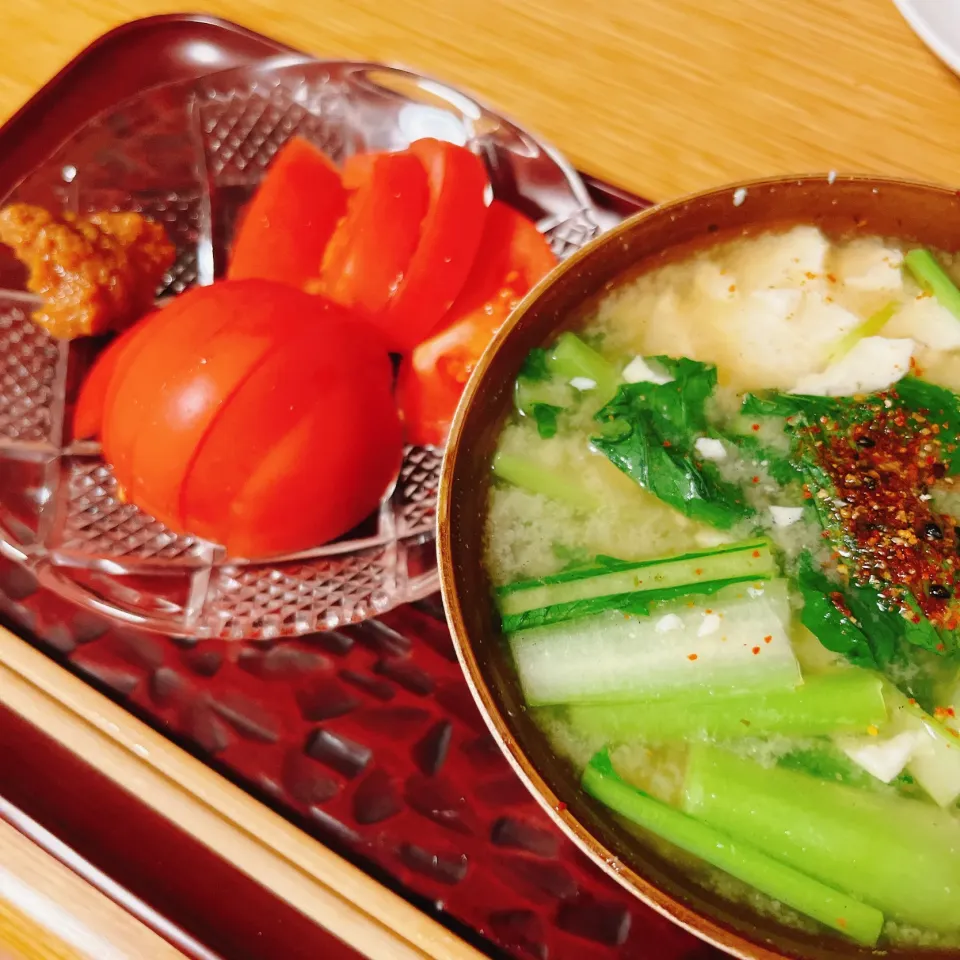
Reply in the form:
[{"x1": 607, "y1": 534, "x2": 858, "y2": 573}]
[{"x1": 0, "y1": 56, "x2": 601, "y2": 639}]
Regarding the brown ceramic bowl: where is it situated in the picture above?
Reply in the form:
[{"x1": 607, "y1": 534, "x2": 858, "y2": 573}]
[{"x1": 438, "y1": 174, "x2": 960, "y2": 960}]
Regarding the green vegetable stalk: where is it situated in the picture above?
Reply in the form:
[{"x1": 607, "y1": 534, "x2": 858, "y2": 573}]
[
  {"x1": 568, "y1": 670, "x2": 886, "y2": 741},
  {"x1": 904, "y1": 248, "x2": 960, "y2": 322},
  {"x1": 492, "y1": 452, "x2": 597, "y2": 508},
  {"x1": 582, "y1": 750, "x2": 884, "y2": 945},
  {"x1": 683, "y1": 744, "x2": 960, "y2": 932}
]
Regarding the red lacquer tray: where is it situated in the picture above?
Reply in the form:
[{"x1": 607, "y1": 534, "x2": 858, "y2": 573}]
[{"x1": 0, "y1": 15, "x2": 720, "y2": 960}]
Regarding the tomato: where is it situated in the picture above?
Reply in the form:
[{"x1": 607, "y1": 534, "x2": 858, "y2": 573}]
[
  {"x1": 181, "y1": 312, "x2": 401, "y2": 558},
  {"x1": 102, "y1": 281, "x2": 337, "y2": 530},
  {"x1": 100, "y1": 288, "x2": 240, "y2": 487},
  {"x1": 398, "y1": 201, "x2": 557, "y2": 446},
  {"x1": 379, "y1": 139, "x2": 489, "y2": 352},
  {"x1": 73, "y1": 316, "x2": 157, "y2": 440},
  {"x1": 314, "y1": 151, "x2": 429, "y2": 318},
  {"x1": 227, "y1": 137, "x2": 348, "y2": 288}
]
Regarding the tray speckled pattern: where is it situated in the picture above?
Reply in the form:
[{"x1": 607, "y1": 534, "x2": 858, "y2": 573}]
[{"x1": 0, "y1": 15, "x2": 719, "y2": 960}]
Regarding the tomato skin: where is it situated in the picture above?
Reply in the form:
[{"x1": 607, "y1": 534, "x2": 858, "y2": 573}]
[
  {"x1": 181, "y1": 312, "x2": 402, "y2": 558},
  {"x1": 315, "y1": 152, "x2": 429, "y2": 319},
  {"x1": 398, "y1": 201, "x2": 557, "y2": 446},
  {"x1": 227, "y1": 137, "x2": 347, "y2": 287},
  {"x1": 102, "y1": 280, "x2": 341, "y2": 531},
  {"x1": 100, "y1": 287, "x2": 238, "y2": 487},
  {"x1": 73, "y1": 315, "x2": 157, "y2": 440},
  {"x1": 379, "y1": 139, "x2": 489, "y2": 352}
]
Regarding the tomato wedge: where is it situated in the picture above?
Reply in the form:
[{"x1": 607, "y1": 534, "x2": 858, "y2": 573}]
[
  {"x1": 227, "y1": 137, "x2": 348, "y2": 287},
  {"x1": 181, "y1": 310, "x2": 401, "y2": 558},
  {"x1": 73, "y1": 316, "x2": 158, "y2": 441},
  {"x1": 315, "y1": 151, "x2": 429, "y2": 318},
  {"x1": 398, "y1": 201, "x2": 557, "y2": 446},
  {"x1": 102, "y1": 281, "x2": 334, "y2": 531},
  {"x1": 379, "y1": 139, "x2": 489, "y2": 352}
]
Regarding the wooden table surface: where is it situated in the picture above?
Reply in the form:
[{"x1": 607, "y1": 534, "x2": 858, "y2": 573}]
[{"x1": 2, "y1": 0, "x2": 960, "y2": 202}]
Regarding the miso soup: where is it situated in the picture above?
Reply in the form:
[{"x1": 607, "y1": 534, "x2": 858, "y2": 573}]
[{"x1": 483, "y1": 226, "x2": 960, "y2": 949}]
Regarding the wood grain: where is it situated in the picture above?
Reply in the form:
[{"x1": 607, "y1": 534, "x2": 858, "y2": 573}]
[
  {"x1": 0, "y1": 817, "x2": 186, "y2": 960},
  {"x1": 1, "y1": 0, "x2": 959, "y2": 201}
]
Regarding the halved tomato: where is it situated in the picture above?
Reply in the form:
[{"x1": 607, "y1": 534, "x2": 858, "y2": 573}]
[
  {"x1": 73, "y1": 315, "x2": 159, "y2": 441},
  {"x1": 99, "y1": 286, "x2": 242, "y2": 487},
  {"x1": 398, "y1": 201, "x2": 557, "y2": 446},
  {"x1": 379, "y1": 139, "x2": 489, "y2": 352},
  {"x1": 180, "y1": 309, "x2": 402, "y2": 558},
  {"x1": 102, "y1": 280, "x2": 337, "y2": 530},
  {"x1": 227, "y1": 137, "x2": 348, "y2": 287},
  {"x1": 315, "y1": 151, "x2": 429, "y2": 318}
]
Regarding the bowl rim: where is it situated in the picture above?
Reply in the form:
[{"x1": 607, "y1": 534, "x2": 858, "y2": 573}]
[{"x1": 437, "y1": 171, "x2": 960, "y2": 960}]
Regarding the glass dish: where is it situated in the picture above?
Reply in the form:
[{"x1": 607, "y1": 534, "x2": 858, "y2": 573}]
[{"x1": 0, "y1": 55, "x2": 601, "y2": 640}]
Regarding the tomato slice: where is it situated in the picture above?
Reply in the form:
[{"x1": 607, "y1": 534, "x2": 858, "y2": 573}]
[
  {"x1": 73, "y1": 315, "x2": 159, "y2": 441},
  {"x1": 181, "y1": 312, "x2": 401, "y2": 558},
  {"x1": 398, "y1": 201, "x2": 557, "y2": 446},
  {"x1": 227, "y1": 137, "x2": 348, "y2": 287},
  {"x1": 103, "y1": 280, "x2": 335, "y2": 532},
  {"x1": 315, "y1": 151, "x2": 429, "y2": 318},
  {"x1": 379, "y1": 139, "x2": 489, "y2": 352}
]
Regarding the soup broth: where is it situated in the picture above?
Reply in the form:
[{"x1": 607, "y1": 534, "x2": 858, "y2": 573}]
[{"x1": 483, "y1": 226, "x2": 960, "y2": 949}]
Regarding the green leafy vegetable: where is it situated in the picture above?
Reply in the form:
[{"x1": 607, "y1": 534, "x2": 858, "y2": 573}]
[
  {"x1": 518, "y1": 346, "x2": 550, "y2": 382},
  {"x1": 718, "y1": 427, "x2": 801, "y2": 486},
  {"x1": 894, "y1": 376, "x2": 960, "y2": 472},
  {"x1": 592, "y1": 359, "x2": 750, "y2": 528},
  {"x1": 546, "y1": 332, "x2": 619, "y2": 398},
  {"x1": 500, "y1": 574, "x2": 762, "y2": 633},
  {"x1": 904, "y1": 248, "x2": 960, "y2": 322},
  {"x1": 796, "y1": 553, "x2": 882, "y2": 669},
  {"x1": 530, "y1": 402, "x2": 562, "y2": 439}
]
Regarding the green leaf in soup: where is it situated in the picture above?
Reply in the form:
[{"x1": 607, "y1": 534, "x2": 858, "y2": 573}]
[
  {"x1": 591, "y1": 360, "x2": 750, "y2": 529},
  {"x1": 893, "y1": 376, "x2": 960, "y2": 473},
  {"x1": 796, "y1": 553, "x2": 881, "y2": 669},
  {"x1": 530, "y1": 402, "x2": 563, "y2": 439},
  {"x1": 518, "y1": 346, "x2": 550, "y2": 382}
]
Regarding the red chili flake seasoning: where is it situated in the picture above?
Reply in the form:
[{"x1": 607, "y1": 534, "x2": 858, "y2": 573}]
[
  {"x1": 751, "y1": 423, "x2": 761, "y2": 432},
  {"x1": 808, "y1": 393, "x2": 960, "y2": 628},
  {"x1": 751, "y1": 550, "x2": 761, "y2": 558},
  {"x1": 687, "y1": 653, "x2": 699, "y2": 661},
  {"x1": 556, "y1": 801, "x2": 567, "y2": 812},
  {"x1": 751, "y1": 646, "x2": 761, "y2": 655},
  {"x1": 763, "y1": 634, "x2": 773, "y2": 644},
  {"x1": 751, "y1": 476, "x2": 760, "y2": 484}
]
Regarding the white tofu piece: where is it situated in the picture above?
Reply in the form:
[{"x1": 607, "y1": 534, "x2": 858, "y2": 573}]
[
  {"x1": 622, "y1": 356, "x2": 673, "y2": 385},
  {"x1": 655, "y1": 613, "x2": 684, "y2": 634},
  {"x1": 884, "y1": 295, "x2": 960, "y2": 351},
  {"x1": 839, "y1": 731, "x2": 923, "y2": 784},
  {"x1": 790, "y1": 336, "x2": 914, "y2": 396},
  {"x1": 835, "y1": 238, "x2": 904, "y2": 293},
  {"x1": 569, "y1": 377, "x2": 596, "y2": 391},
  {"x1": 694, "y1": 437, "x2": 727, "y2": 460},
  {"x1": 769, "y1": 506, "x2": 804, "y2": 527},
  {"x1": 735, "y1": 226, "x2": 830, "y2": 291},
  {"x1": 725, "y1": 291, "x2": 861, "y2": 389},
  {"x1": 693, "y1": 261, "x2": 736, "y2": 301}
]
